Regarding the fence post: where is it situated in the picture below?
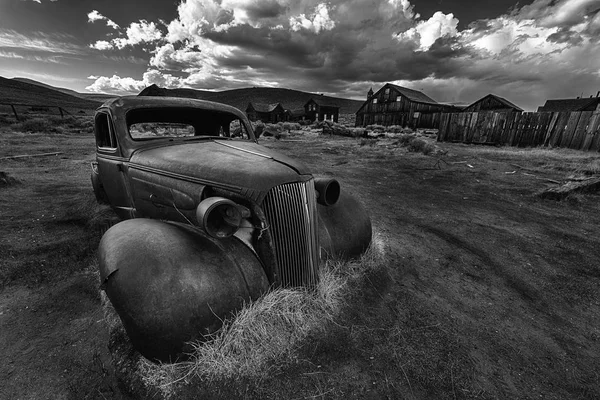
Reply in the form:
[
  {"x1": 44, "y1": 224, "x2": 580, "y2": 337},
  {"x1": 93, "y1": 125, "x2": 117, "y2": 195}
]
[
  {"x1": 10, "y1": 105, "x2": 19, "y2": 121},
  {"x1": 59, "y1": 107, "x2": 64, "y2": 119}
]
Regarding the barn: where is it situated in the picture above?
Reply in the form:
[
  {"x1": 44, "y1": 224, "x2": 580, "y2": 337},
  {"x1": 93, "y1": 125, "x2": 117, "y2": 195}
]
[
  {"x1": 304, "y1": 98, "x2": 340, "y2": 122},
  {"x1": 355, "y1": 84, "x2": 453, "y2": 127},
  {"x1": 463, "y1": 94, "x2": 523, "y2": 113},
  {"x1": 245, "y1": 102, "x2": 287, "y2": 123}
]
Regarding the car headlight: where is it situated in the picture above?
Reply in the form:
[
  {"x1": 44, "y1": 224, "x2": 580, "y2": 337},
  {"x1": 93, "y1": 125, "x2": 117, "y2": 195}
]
[
  {"x1": 196, "y1": 197, "x2": 246, "y2": 238},
  {"x1": 314, "y1": 178, "x2": 340, "y2": 206}
]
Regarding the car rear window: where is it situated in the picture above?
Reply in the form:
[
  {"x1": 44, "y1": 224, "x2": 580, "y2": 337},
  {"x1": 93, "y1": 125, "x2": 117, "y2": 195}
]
[{"x1": 126, "y1": 107, "x2": 251, "y2": 141}]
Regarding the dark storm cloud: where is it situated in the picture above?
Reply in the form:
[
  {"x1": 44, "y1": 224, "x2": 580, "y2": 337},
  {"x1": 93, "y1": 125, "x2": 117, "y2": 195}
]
[
  {"x1": 244, "y1": 0, "x2": 288, "y2": 19},
  {"x1": 547, "y1": 28, "x2": 584, "y2": 45}
]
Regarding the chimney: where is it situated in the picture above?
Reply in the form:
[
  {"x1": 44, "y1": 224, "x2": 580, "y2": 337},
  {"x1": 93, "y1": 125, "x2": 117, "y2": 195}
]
[{"x1": 596, "y1": 91, "x2": 599, "y2": 98}]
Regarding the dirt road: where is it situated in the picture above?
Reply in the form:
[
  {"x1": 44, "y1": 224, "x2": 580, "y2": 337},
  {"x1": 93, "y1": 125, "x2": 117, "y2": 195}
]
[{"x1": 1, "y1": 131, "x2": 599, "y2": 399}]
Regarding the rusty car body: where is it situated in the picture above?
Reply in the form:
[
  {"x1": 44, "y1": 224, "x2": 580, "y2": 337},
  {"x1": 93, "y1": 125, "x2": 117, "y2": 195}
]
[{"x1": 91, "y1": 96, "x2": 372, "y2": 362}]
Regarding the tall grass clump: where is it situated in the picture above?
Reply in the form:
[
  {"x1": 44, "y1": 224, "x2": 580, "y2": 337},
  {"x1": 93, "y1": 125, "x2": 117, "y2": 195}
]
[
  {"x1": 105, "y1": 233, "x2": 386, "y2": 399},
  {"x1": 12, "y1": 117, "x2": 48, "y2": 132}
]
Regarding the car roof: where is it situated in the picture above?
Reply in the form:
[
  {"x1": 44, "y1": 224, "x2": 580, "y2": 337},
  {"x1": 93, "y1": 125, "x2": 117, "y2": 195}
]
[{"x1": 98, "y1": 96, "x2": 247, "y2": 119}]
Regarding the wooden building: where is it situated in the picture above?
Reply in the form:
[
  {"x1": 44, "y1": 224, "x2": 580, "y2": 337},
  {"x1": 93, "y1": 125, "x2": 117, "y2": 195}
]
[
  {"x1": 537, "y1": 95, "x2": 600, "y2": 112},
  {"x1": 285, "y1": 108, "x2": 307, "y2": 122},
  {"x1": 304, "y1": 98, "x2": 340, "y2": 122},
  {"x1": 463, "y1": 94, "x2": 523, "y2": 113},
  {"x1": 355, "y1": 83, "x2": 452, "y2": 127},
  {"x1": 245, "y1": 102, "x2": 287, "y2": 123}
]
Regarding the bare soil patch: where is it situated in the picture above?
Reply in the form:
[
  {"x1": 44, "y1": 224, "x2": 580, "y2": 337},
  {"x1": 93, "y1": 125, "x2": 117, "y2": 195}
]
[{"x1": 2, "y1": 129, "x2": 600, "y2": 399}]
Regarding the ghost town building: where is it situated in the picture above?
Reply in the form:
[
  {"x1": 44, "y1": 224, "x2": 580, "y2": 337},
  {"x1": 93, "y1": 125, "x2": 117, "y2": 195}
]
[
  {"x1": 355, "y1": 83, "x2": 456, "y2": 127},
  {"x1": 245, "y1": 102, "x2": 287, "y2": 123},
  {"x1": 537, "y1": 93, "x2": 600, "y2": 112},
  {"x1": 304, "y1": 98, "x2": 340, "y2": 123},
  {"x1": 462, "y1": 94, "x2": 523, "y2": 113}
]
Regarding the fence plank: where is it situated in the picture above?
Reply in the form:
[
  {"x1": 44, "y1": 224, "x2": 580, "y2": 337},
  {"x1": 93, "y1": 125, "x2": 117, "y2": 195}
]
[
  {"x1": 543, "y1": 112, "x2": 559, "y2": 146},
  {"x1": 581, "y1": 112, "x2": 599, "y2": 150},
  {"x1": 437, "y1": 113, "x2": 449, "y2": 141},
  {"x1": 570, "y1": 112, "x2": 592, "y2": 150},
  {"x1": 588, "y1": 112, "x2": 600, "y2": 151},
  {"x1": 548, "y1": 112, "x2": 569, "y2": 147},
  {"x1": 559, "y1": 112, "x2": 582, "y2": 147}
]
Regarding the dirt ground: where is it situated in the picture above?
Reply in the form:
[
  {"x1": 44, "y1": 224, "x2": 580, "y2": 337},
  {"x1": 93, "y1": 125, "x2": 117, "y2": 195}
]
[{"x1": 1, "y1": 129, "x2": 600, "y2": 399}]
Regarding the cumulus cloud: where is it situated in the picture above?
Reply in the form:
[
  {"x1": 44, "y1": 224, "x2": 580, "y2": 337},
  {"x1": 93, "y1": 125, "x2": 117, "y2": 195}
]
[
  {"x1": 90, "y1": 20, "x2": 163, "y2": 50},
  {"x1": 289, "y1": 3, "x2": 335, "y2": 33},
  {"x1": 84, "y1": 0, "x2": 600, "y2": 110},
  {"x1": 87, "y1": 10, "x2": 120, "y2": 30},
  {"x1": 398, "y1": 11, "x2": 459, "y2": 51}
]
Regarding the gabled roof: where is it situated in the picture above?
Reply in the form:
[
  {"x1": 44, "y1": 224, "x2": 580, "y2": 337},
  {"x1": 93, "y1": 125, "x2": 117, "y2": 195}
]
[
  {"x1": 537, "y1": 98, "x2": 600, "y2": 112},
  {"x1": 464, "y1": 94, "x2": 523, "y2": 112},
  {"x1": 305, "y1": 97, "x2": 340, "y2": 108},
  {"x1": 247, "y1": 102, "x2": 284, "y2": 113},
  {"x1": 286, "y1": 107, "x2": 306, "y2": 116},
  {"x1": 386, "y1": 84, "x2": 438, "y2": 105}
]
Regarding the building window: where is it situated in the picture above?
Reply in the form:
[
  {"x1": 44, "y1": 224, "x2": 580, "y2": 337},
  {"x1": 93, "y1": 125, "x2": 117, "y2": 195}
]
[
  {"x1": 384, "y1": 88, "x2": 390, "y2": 101},
  {"x1": 373, "y1": 98, "x2": 378, "y2": 104}
]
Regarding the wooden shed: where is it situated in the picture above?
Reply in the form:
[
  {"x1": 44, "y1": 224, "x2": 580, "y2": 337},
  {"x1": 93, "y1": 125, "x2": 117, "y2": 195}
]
[
  {"x1": 463, "y1": 94, "x2": 523, "y2": 113},
  {"x1": 304, "y1": 98, "x2": 340, "y2": 123},
  {"x1": 355, "y1": 83, "x2": 452, "y2": 127},
  {"x1": 245, "y1": 102, "x2": 287, "y2": 123}
]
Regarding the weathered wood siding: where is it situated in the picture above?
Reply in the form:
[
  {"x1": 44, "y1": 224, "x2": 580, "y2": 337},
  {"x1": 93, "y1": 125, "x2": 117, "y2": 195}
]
[
  {"x1": 437, "y1": 111, "x2": 600, "y2": 151},
  {"x1": 356, "y1": 87, "x2": 447, "y2": 128},
  {"x1": 463, "y1": 97, "x2": 520, "y2": 113}
]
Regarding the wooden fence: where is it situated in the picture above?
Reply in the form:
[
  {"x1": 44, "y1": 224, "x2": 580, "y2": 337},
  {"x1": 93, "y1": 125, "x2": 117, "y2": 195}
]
[
  {"x1": 437, "y1": 111, "x2": 600, "y2": 151},
  {"x1": 0, "y1": 103, "x2": 71, "y2": 122}
]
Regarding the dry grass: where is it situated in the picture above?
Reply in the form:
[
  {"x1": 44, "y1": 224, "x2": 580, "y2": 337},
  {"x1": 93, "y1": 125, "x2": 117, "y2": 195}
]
[
  {"x1": 103, "y1": 233, "x2": 386, "y2": 399},
  {"x1": 471, "y1": 146, "x2": 600, "y2": 177}
]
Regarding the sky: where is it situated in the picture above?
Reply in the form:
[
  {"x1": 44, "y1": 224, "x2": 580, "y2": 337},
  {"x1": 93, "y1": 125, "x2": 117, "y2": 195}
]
[{"x1": 0, "y1": 0, "x2": 599, "y2": 111}]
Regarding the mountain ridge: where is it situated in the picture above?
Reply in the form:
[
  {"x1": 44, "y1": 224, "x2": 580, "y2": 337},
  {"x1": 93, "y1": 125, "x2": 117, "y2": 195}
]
[{"x1": 138, "y1": 84, "x2": 365, "y2": 114}]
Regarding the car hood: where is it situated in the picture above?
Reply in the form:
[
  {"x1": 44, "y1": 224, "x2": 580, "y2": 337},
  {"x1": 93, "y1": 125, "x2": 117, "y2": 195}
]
[{"x1": 128, "y1": 139, "x2": 312, "y2": 194}]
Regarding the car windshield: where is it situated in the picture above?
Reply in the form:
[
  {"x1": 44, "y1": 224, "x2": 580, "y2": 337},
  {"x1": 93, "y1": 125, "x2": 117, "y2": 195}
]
[{"x1": 126, "y1": 107, "x2": 252, "y2": 141}]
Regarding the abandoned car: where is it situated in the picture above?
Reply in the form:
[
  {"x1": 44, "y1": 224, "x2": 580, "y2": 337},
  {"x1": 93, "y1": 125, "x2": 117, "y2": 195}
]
[{"x1": 91, "y1": 96, "x2": 372, "y2": 362}]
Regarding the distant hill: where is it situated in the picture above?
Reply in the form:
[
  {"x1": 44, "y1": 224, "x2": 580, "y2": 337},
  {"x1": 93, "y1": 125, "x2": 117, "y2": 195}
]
[
  {"x1": 138, "y1": 84, "x2": 364, "y2": 114},
  {"x1": 1, "y1": 77, "x2": 101, "y2": 110},
  {"x1": 11, "y1": 77, "x2": 115, "y2": 104}
]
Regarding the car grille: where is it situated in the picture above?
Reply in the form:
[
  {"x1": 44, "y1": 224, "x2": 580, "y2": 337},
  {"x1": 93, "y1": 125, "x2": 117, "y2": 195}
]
[{"x1": 261, "y1": 180, "x2": 320, "y2": 287}]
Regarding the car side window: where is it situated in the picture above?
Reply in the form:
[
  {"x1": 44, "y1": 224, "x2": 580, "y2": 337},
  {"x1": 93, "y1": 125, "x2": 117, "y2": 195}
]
[
  {"x1": 95, "y1": 113, "x2": 116, "y2": 150},
  {"x1": 228, "y1": 119, "x2": 249, "y2": 140}
]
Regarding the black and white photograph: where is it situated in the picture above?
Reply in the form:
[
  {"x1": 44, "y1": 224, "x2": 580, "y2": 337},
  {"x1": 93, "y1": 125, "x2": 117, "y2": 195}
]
[{"x1": 1, "y1": 0, "x2": 599, "y2": 398}]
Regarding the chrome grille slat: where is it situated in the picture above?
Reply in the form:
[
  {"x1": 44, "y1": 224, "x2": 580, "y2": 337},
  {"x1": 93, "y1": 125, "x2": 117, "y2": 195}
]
[{"x1": 262, "y1": 180, "x2": 319, "y2": 287}]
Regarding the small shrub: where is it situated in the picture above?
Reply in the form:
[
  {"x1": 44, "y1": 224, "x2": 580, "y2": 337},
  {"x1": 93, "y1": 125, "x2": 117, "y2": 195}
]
[
  {"x1": 365, "y1": 124, "x2": 385, "y2": 133},
  {"x1": 386, "y1": 125, "x2": 404, "y2": 134},
  {"x1": 359, "y1": 138, "x2": 377, "y2": 146},
  {"x1": 282, "y1": 122, "x2": 301, "y2": 131},
  {"x1": 397, "y1": 133, "x2": 417, "y2": 146},
  {"x1": 262, "y1": 123, "x2": 283, "y2": 137},
  {"x1": 298, "y1": 119, "x2": 312, "y2": 126},
  {"x1": 348, "y1": 127, "x2": 367, "y2": 138},
  {"x1": 408, "y1": 138, "x2": 435, "y2": 155}
]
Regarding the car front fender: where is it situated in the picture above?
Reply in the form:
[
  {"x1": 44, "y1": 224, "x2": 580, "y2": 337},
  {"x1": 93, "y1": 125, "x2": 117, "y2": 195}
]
[
  {"x1": 318, "y1": 189, "x2": 372, "y2": 259},
  {"x1": 99, "y1": 218, "x2": 269, "y2": 362}
]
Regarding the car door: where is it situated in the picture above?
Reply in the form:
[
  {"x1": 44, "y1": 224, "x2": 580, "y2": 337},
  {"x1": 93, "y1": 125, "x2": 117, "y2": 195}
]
[{"x1": 94, "y1": 111, "x2": 135, "y2": 219}]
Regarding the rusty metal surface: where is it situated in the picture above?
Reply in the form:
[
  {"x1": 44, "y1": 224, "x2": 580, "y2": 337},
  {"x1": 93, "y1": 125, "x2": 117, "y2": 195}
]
[
  {"x1": 99, "y1": 219, "x2": 269, "y2": 362},
  {"x1": 92, "y1": 97, "x2": 372, "y2": 362}
]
